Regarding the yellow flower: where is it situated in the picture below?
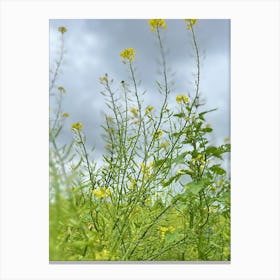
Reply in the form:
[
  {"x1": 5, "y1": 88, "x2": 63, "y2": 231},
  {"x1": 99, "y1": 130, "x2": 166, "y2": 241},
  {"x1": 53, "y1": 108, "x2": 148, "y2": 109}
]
[
  {"x1": 61, "y1": 112, "x2": 69, "y2": 118},
  {"x1": 199, "y1": 164, "x2": 205, "y2": 172},
  {"x1": 120, "y1": 48, "x2": 136, "y2": 63},
  {"x1": 92, "y1": 189, "x2": 104, "y2": 198},
  {"x1": 176, "y1": 94, "x2": 189, "y2": 103},
  {"x1": 139, "y1": 162, "x2": 153, "y2": 178},
  {"x1": 160, "y1": 226, "x2": 169, "y2": 233},
  {"x1": 58, "y1": 86, "x2": 66, "y2": 93},
  {"x1": 210, "y1": 185, "x2": 217, "y2": 191},
  {"x1": 92, "y1": 187, "x2": 111, "y2": 198},
  {"x1": 191, "y1": 154, "x2": 203, "y2": 163},
  {"x1": 145, "y1": 105, "x2": 154, "y2": 114},
  {"x1": 71, "y1": 122, "x2": 83, "y2": 131},
  {"x1": 130, "y1": 107, "x2": 139, "y2": 117},
  {"x1": 154, "y1": 130, "x2": 163, "y2": 138},
  {"x1": 148, "y1": 19, "x2": 167, "y2": 32},
  {"x1": 183, "y1": 19, "x2": 198, "y2": 30},
  {"x1": 99, "y1": 75, "x2": 108, "y2": 84},
  {"x1": 95, "y1": 249, "x2": 109, "y2": 260},
  {"x1": 168, "y1": 226, "x2": 175, "y2": 232},
  {"x1": 58, "y1": 26, "x2": 67, "y2": 34},
  {"x1": 159, "y1": 226, "x2": 175, "y2": 240}
]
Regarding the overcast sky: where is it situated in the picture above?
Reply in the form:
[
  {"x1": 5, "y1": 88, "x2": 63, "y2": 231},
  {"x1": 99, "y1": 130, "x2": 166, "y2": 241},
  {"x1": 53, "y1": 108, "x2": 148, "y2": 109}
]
[{"x1": 49, "y1": 19, "x2": 230, "y2": 163}]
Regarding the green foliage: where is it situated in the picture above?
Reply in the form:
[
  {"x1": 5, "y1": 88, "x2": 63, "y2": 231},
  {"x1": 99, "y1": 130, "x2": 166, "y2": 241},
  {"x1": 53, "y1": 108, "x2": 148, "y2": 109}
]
[{"x1": 49, "y1": 20, "x2": 230, "y2": 261}]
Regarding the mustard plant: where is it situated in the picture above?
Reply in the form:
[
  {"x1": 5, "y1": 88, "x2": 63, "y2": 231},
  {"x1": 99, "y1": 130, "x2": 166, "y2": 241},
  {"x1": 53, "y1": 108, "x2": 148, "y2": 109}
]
[{"x1": 49, "y1": 19, "x2": 230, "y2": 261}]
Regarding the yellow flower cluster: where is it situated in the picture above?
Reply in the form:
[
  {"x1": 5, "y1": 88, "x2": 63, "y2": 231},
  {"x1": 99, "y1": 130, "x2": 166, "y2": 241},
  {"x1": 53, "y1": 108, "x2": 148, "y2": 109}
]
[
  {"x1": 140, "y1": 162, "x2": 153, "y2": 178},
  {"x1": 159, "y1": 226, "x2": 175, "y2": 240},
  {"x1": 92, "y1": 187, "x2": 111, "y2": 199},
  {"x1": 58, "y1": 26, "x2": 67, "y2": 34},
  {"x1": 148, "y1": 19, "x2": 167, "y2": 32},
  {"x1": 191, "y1": 154, "x2": 205, "y2": 164},
  {"x1": 176, "y1": 94, "x2": 189, "y2": 104},
  {"x1": 184, "y1": 19, "x2": 198, "y2": 30},
  {"x1": 191, "y1": 154, "x2": 206, "y2": 172},
  {"x1": 130, "y1": 107, "x2": 139, "y2": 117},
  {"x1": 120, "y1": 48, "x2": 136, "y2": 63},
  {"x1": 145, "y1": 105, "x2": 154, "y2": 114},
  {"x1": 71, "y1": 122, "x2": 83, "y2": 131}
]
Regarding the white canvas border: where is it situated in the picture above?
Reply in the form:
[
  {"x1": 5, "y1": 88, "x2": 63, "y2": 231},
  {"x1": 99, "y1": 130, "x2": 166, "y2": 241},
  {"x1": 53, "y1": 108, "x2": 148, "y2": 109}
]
[{"x1": 0, "y1": 0, "x2": 279, "y2": 279}]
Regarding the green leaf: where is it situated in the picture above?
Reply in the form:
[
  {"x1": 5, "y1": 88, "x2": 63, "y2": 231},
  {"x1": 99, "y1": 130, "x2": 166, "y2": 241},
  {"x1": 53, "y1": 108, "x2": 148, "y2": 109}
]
[
  {"x1": 210, "y1": 241, "x2": 222, "y2": 249},
  {"x1": 202, "y1": 127, "x2": 213, "y2": 133},
  {"x1": 205, "y1": 146, "x2": 222, "y2": 159},
  {"x1": 218, "y1": 191, "x2": 230, "y2": 205},
  {"x1": 172, "y1": 193, "x2": 187, "y2": 203},
  {"x1": 185, "y1": 181, "x2": 204, "y2": 195},
  {"x1": 154, "y1": 158, "x2": 167, "y2": 168},
  {"x1": 221, "y1": 143, "x2": 231, "y2": 153},
  {"x1": 172, "y1": 152, "x2": 187, "y2": 164},
  {"x1": 71, "y1": 241, "x2": 89, "y2": 248},
  {"x1": 162, "y1": 175, "x2": 180, "y2": 187},
  {"x1": 210, "y1": 164, "x2": 226, "y2": 175},
  {"x1": 173, "y1": 113, "x2": 185, "y2": 118},
  {"x1": 198, "y1": 108, "x2": 217, "y2": 120},
  {"x1": 172, "y1": 132, "x2": 181, "y2": 138}
]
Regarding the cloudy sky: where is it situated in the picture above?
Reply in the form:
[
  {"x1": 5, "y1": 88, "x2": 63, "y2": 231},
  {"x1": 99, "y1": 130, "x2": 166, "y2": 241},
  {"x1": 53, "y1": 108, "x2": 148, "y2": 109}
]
[{"x1": 49, "y1": 19, "x2": 230, "y2": 162}]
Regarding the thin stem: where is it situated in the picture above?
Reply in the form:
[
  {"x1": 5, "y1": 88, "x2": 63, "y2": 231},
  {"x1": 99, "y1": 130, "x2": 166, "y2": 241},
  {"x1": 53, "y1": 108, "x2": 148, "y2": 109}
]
[
  {"x1": 77, "y1": 131, "x2": 95, "y2": 190},
  {"x1": 49, "y1": 34, "x2": 65, "y2": 92}
]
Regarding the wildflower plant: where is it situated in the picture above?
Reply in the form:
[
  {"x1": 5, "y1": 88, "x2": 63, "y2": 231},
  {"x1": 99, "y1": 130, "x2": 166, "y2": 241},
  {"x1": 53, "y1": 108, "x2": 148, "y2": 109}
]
[{"x1": 49, "y1": 20, "x2": 230, "y2": 261}]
